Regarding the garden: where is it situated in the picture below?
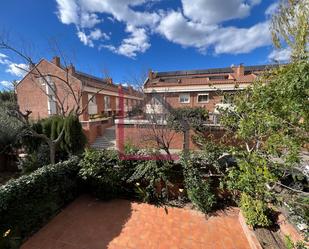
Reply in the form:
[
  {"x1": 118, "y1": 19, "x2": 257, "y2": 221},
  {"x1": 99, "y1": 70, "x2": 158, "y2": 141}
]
[{"x1": 0, "y1": 0, "x2": 308, "y2": 248}]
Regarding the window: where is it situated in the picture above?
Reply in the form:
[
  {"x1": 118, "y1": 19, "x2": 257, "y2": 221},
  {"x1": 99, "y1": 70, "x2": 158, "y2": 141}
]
[
  {"x1": 45, "y1": 76, "x2": 57, "y2": 115},
  {"x1": 179, "y1": 93, "x2": 190, "y2": 103},
  {"x1": 116, "y1": 97, "x2": 119, "y2": 109},
  {"x1": 88, "y1": 94, "x2": 97, "y2": 115},
  {"x1": 48, "y1": 95, "x2": 57, "y2": 115},
  {"x1": 104, "y1": 96, "x2": 111, "y2": 109},
  {"x1": 197, "y1": 93, "x2": 209, "y2": 103},
  {"x1": 88, "y1": 94, "x2": 96, "y2": 104}
]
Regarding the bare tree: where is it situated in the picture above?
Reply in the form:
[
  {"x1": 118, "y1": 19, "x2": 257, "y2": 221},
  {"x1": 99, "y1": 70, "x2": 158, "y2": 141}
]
[{"x1": 130, "y1": 91, "x2": 176, "y2": 157}]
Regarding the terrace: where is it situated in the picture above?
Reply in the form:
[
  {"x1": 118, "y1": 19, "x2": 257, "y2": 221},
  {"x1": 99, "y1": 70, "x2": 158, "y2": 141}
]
[{"x1": 21, "y1": 196, "x2": 251, "y2": 249}]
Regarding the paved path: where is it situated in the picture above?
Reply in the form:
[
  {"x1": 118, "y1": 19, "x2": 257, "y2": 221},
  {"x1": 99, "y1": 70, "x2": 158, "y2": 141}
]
[
  {"x1": 21, "y1": 195, "x2": 251, "y2": 249},
  {"x1": 91, "y1": 126, "x2": 116, "y2": 150}
]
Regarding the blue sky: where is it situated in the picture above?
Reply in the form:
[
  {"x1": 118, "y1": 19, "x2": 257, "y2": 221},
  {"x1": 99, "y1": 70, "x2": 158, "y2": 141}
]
[{"x1": 0, "y1": 0, "x2": 289, "y2": 90}]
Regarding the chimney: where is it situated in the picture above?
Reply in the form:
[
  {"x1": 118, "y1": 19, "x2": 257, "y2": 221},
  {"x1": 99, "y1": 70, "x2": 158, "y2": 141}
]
[
  {"x1": 67, "y1": 64, "x2": 75, "y2": 75},
  {"x1": 128, "y1": 85, "x2": 133, "y2": 94},
  {"x1": 232, "y1": 64, "x2": 244, "y2": 78},
  {"x1": 148, "y1": 69, "x2": 154, "y2": 80},
  {"x1": 107, "y1": 77, "x2": 113, "y2": 84},
  {"x1": 51, "y1": 56, "x2": 60, "y2": 67}
]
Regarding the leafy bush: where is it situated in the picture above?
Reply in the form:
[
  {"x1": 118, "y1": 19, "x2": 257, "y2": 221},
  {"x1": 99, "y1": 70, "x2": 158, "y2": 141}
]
[
  {"x1": 225, "y1": 152, "x2": 277, "y2": 200},
  {"x1": 127, "y1": 155, "x2": 176, "y2": 203},
  {"x1": 240, "y1": 193, "x2": 273, "y2": 227},
  {"x1": 0, "y1": 157, "x2": 80, "y2": 243},
  {"x1": 0, "y1": 91, "x2": 22, "y2": 155},
  {"x1": 182, "y1": 155, "x2": 216, "y2": 212},
  {"x1": 284, "y1": 235, "x2": 307, "y2": 249},
  {"x1": 79, "y1": 149, "x2": 181, "y2": 203},
  {"x1": 19, "y1": 145, "x2": 50, "y2": 173},
  {"x1": 78, "y1": 149, "x2": 135, "y2": 199}
]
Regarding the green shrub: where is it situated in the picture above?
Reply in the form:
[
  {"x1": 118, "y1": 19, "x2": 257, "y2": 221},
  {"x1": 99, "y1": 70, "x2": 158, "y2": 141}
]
[
  {"x1": 22, "y1": 115, "x2": 86, "y2": 161},
  {"x1": 127, "y1": 156, "x2": 175, "y2": 203},
  {"x1": 19, "y1": 145, "x2": 50, "y2": 173},
  {"x1": 182, "y1": 156, "x2": 216, "y2": 213},
  {"x1": 0, "y1": 157, "x2": 80, "y2": 243},
  {"x1": 185, "y1": 173, "x2": 215, "y2": 213},
  {"x1": 240, "y1": 193, "x2": 272, "y2": 227},
  {"x1": 63, "y1": 114, "x2": 87, "y2": 155},
  {"x1": 78, "y1": 149, "x2": 135, "y2": 199}
]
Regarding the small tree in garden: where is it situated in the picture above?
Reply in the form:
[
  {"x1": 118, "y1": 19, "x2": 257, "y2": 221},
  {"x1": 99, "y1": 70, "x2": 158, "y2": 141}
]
[
  {"x1": 22, "y1": 114, "x2": 86, "y2": 167},
  {"x1": 221, "y1": 61, "x2": 309, "y2": 226},
  {"x1": 218, "y1": 0, "x2": 309, "y2": 228},
  {"x1": 167, "y1": 107, "x2": 209, "y2": 153},
  {"x1": 168, "y1": 107, "x2": 216, "y2": 212}
]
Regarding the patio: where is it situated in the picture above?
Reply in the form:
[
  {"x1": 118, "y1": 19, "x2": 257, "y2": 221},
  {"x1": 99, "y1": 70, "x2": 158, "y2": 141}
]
[{"x1": 21, "y1": 195, "x2": 251, "y2": 249}]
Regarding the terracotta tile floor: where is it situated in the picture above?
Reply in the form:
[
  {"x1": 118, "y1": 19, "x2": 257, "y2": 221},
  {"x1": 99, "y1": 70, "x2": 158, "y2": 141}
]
[{"x1": 21, "y1": 195, "x2": 251, "y2": 249}]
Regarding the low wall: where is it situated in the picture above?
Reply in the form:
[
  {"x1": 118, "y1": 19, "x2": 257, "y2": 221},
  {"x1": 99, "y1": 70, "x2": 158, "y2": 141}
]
[
  {"x1": 277, "y1": 213, "x2": 308, "y2": 246},
  {"x1": 115, "y1": 120, "x2": 232, "y2": 151},
  {"x1": 82, "y1": 118, "x2": 113, "y2": 144}
]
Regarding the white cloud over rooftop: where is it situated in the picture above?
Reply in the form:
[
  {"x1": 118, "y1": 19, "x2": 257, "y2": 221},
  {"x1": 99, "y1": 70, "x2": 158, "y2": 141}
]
[
  {"x1": 0, "y1": 53, "x2": 28, "y2": 77},
  {"x1": 55, "y1": 0, "x2": 275, "y2": 58}
]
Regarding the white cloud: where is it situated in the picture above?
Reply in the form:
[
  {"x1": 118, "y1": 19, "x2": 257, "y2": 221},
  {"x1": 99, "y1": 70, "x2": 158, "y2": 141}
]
[
  {"x1": 104, "y1": 25, "x2": 150, "y2": 58},
  {"x1": 55, "y1": 0, "x2": 274, "y2": 57},
  {"x1": 181, "y1": 0, "x2": 261, "y2": 25},
  {"x1": 210, "y1": 22, "x2": 271, "y2": 54},
  {"x1": 157, "y1": 11, "x2": 271, "y2": 54},
  {"x1": 265, "y1": 2, "x2": 279, "y2": 16},
  {"x1": 75, "y1": 0, "x2": 160, "y2": 27},
  {"x1": 55, "y1": 0, "x2": 159, "y2": 54},
  {"x1": 90, "y1": 28, "x2": 109, "y2": 40},
  {"x1": 0, "y1": 53, "x2": 9, "y2": 64},
  {"x1": 0, "y1": 80, "x2": 12, "y2": 88},
  {"x1": 77, "y1": 28, "x2": 109, "y2": 47},
  {"x1": 56, "y1": 0, "x2": 160, "y2": 28},
  {"x1": 56, "y1": 0, "x2": 79, "y2": 25},
  {"x1": 0, "y1": 53, "x2": 28, "y2": 77},
  {"x1": 5, "y1": 63, "x2": 28, "y2": 77},
  {"x1": 268, "y1": 47, "x2": 291, "y2": 62}
]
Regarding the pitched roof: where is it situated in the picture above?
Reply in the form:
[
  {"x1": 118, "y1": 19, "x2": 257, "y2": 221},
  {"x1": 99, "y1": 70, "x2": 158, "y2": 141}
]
[
  {"x1": 75, "y1": 70, "x2": 143, "y2": 97},
  {"x1": 155, "y1": 64, "x2": 278, "y2": 77},
  {"x1": 144, "y1": 64, "x2": 281, "y2": 87}
]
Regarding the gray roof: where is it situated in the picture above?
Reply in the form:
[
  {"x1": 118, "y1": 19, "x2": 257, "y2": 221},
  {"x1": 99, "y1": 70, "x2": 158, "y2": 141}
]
[{"x1": 75, "y1": 70, "x2": 110, "y2": 85}]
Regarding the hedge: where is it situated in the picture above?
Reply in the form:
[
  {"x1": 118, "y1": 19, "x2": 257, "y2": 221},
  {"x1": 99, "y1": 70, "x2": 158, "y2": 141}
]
[{"x1": 0, "y1": 157, "x2": 80, "y2": 241}]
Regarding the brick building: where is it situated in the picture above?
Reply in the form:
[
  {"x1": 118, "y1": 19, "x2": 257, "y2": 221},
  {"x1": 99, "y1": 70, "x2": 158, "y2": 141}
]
[
  {"x1": 16, "y1": 56, "x2": 143, "y2": 143},
  {"x1": 116, "y1": 64, "x2": 276, "y2": 151},
  {"x1": 143, "y1": 64, "x2": 276, "y2": 124}
]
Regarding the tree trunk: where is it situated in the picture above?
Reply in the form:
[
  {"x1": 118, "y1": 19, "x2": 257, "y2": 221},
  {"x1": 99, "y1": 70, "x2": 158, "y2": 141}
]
[
  {"x1": 48, "y1": 142, "x2": 56, "y2": 165},
  {"x1": 183, "y1": 128, "x2": 190, "y2": 156}
]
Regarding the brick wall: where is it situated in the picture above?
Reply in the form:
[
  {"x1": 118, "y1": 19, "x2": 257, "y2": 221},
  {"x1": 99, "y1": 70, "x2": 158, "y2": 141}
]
[
  {"x1": 16, "y1": 59, "x2": 82, "y2": 120},
  {"x1": 16, "y1": 58, "x2": 142, "y2": 122},
  {"x1": 161, "y1": 92, "x2": 223, "y2": 113},
  {"x1": 82, "y1": 118, "x2": 113, "y2": 144},
  {"x1": 115, "y1": 123, "x2": 236, "y2": 151}
]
